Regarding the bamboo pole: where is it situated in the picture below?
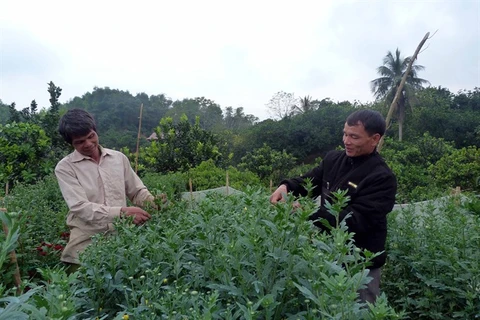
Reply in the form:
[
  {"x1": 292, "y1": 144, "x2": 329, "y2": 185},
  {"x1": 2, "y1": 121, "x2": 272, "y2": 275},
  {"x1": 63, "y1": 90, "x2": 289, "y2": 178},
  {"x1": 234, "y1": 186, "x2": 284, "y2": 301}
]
[
  {"x1": 135, "y1": 103, "x2": 144, "y2": 174},
  {"x1": 189, "y1": 178, "x2": 193, "y2": 202},
  {"x1": 226, "y1": 171, "x2": 229, "y2": 196},
  {"x1": 377, "y1": 32, "x2": 430, "y2": 152}
]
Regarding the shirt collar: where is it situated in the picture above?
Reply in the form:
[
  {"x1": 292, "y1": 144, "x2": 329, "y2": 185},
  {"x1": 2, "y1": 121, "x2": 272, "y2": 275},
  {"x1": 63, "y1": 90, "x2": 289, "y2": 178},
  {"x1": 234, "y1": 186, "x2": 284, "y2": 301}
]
[
  {"x1": 71, "y1": 146, "x2": 111, "y2": 163},
  {"x1": 347, "y1": 151, "x2": 377, "y2": 165}
]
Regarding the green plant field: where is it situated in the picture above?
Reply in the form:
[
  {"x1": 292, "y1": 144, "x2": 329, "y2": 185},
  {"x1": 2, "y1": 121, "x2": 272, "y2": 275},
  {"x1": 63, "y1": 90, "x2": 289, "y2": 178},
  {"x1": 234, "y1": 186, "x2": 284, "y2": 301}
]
[
  {"x1": 384, "y1": 196, "x2": 480, "y2": 319},
  {"x1": 1, "y1": 175, "x2": 479, "y2": 319}
]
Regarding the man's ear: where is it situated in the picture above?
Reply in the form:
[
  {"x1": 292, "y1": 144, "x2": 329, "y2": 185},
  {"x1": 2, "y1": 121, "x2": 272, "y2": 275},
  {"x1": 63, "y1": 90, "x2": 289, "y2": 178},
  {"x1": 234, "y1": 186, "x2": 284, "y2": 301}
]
[{"x1": 372, "y1": 133, "x2": 381, "y2": 145}]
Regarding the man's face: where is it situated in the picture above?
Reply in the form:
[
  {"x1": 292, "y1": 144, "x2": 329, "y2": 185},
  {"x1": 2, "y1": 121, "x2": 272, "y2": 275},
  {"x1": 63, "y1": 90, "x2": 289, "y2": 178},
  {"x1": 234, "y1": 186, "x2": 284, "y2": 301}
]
[
  {"x1": 342, "y1": 122, "x2": 380, "y2": 157},
  {"x1": 71, "y1": 130, "x2": 99, "y2": 158}
]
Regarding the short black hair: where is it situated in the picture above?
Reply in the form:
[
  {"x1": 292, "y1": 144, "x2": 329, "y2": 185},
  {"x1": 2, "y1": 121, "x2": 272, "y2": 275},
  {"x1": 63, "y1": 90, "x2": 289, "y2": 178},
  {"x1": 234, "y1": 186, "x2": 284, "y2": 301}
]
[
  {"x1": 346, "y1": 109, "x2": 386, "y2": 137},
  {"x1": 58, "y1": 109, "x2": 97, "y2": 145}
]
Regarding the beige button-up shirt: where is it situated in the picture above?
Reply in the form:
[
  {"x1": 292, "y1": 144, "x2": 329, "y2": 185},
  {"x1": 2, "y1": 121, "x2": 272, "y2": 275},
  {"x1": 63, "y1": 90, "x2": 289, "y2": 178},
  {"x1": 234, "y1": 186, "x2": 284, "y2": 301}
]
[{"x1": 55, "y1": 146, "x2": 154, "y2": 264}]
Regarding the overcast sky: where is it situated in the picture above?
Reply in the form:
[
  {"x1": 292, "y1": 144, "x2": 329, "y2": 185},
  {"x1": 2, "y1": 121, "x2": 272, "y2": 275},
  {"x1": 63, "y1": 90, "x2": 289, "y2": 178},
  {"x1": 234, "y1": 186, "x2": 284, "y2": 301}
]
[{"x1": 1, "y1": 0, "x2": 479, "y2": 120}]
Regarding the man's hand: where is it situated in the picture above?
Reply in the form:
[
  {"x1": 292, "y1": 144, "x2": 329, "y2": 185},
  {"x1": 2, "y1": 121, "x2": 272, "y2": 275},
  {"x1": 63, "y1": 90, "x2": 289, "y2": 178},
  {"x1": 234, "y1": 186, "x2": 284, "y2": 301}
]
[
  {"x1": 121, "y1": 206, "x2": 151, "y2": 225},
  {"x1": 155, "y1": 193, "x2": 168, "y2": 206},
  {"x1": 149, "y1": 193, "x2": 168, "y2": 210},
  {"x1": 269, "y1": 184, "x2": 288, "y2": 204}
]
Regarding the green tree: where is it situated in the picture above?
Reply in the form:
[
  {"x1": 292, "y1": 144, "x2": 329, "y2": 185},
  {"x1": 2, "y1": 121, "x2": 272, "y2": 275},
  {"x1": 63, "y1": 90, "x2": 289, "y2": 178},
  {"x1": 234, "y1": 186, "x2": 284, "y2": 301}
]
[
  {"x1": 166, "y1": 97, "x2": 224, "y2": 131},
  {"x1": 166, "y1": 98, "x2": 201, "y2": 124},
  {"x1": 141, "y1": 93, "x2": 172, "y2": 134},
  {"x1": 452, "y1": 87, "x2": 480, "y2": 111},
  {"x1": 42, "y1": 81, "x2": 64, "y2": 149},
  {"x1": 371, "y1": 48, "x2": 429, "y2": 141},
  {"x1": 64, "y1": 87, "x2": 166, "y2": 150},
  {"x1": 6, "y1": 100, "x2": 42, "y2": 125},
  {"x1": 224, "y1": 106, "x2": 257, "y2": 132},
  {"x1": 8, "y1": 102, "x2": 22, "y2": 123},
  {"x1": 381, "y1": 135, "x2": 454, "y2": 202},
  {"x1": 141, "y1": 114, "x2": 224, "y2": 173},
  {"x1": 238, "y1": 143, "x2": 297, "y2": 184},
  {"x1": 22, "y1": 100, "x2": 40, "y2": 124},
  {"x1": 292, "y1": 95, "x2": 315, "y2": 115},
  {"x1": 186, "y1": 159, "x2": 261, "y2": 191},
  {"x1": 430, "y1": 146, "x2": 480, "y2": 192},
  {"x1": 0, "y1": 100, "x2": 10, "y2": 125},
  {"x1": 407, "y1": 87, "x2": 480, "y2": 148},
  {"x1": 240, "y1": 102, "x2": 353, "y2": 164},
  {"x1": 0, "y1": 122, "x2": 53, "y2": 192},
  {"x1": 197, "y1": 97, "x2": 224, "y2": 131}
]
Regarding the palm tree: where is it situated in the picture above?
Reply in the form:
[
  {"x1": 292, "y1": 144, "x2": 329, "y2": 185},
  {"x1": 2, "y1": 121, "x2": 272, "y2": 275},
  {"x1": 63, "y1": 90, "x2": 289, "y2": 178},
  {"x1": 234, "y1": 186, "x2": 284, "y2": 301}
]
[
  {"x1": 292, "y1": 95, "x2": 315, "y2": 115},
  {"x1": 371, "y1": 48, "x2": 429, "y2": 141}
]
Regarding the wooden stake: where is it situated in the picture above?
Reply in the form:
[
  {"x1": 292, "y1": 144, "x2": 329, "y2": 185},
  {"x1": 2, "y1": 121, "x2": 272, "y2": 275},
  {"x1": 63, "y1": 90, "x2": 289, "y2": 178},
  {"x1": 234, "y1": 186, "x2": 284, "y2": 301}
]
[
  {"x1": 135, "y1": 103, "x2": 144, "y2": 174},
  {"x1": 378, "y1": 32, "x2": 430, "y2": 152},
  {"x1": 226, "y1": 171, "x2": 229, "y2": 196},
  {"x1": 451, "y1": 186, "x2": 461, "y2": 196},
  {"x1": 189, "y1": 178, "x2": 193, "y2": 202},
  {"x1": 451, "y1": 186, "x2": 461, "y2": 204}
]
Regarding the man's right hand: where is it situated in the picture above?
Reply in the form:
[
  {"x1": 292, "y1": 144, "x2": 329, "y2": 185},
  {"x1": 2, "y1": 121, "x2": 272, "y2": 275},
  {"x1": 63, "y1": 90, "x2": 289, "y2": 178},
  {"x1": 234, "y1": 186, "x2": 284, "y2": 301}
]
[
  {"x1": 269, "y1": 184, "x2": 288, "y2": 204},
  {"x1": 121, "y1": 207, "x2": 151, "y2": 225}
]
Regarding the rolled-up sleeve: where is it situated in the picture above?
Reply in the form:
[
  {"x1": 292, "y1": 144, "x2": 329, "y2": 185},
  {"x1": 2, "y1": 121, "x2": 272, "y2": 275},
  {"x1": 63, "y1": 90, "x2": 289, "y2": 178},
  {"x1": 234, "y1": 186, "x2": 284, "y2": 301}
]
[{"x1": 121, "y1": 154, "x2": 154, "y2": 207}]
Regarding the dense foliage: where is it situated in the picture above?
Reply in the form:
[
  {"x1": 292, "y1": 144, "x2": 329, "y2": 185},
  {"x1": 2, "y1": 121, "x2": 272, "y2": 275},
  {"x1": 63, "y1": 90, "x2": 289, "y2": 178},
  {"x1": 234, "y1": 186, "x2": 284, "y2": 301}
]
[
  {"x1": 238, "y1": 144, "x2": 297, "y2": 185},
  {"x1": 184, "y1": 160, "x2": 261, "y2": 192},
  {"x1": 1, "y1": 181, "x2": 403, "y2": 319},
  {"x1": 0, "y1": 122, "x2": 53, "y2": 189},
  {"x1": 1, "y1": 175, "x2": 69, "y2": 285},
  {"x1": 0, "y1": 100, "x2": 9, "y2": 125},
  {"x1": 404, "y1": 87, "x2": 480, "y2": 149},
  {"x1": 2, "y1": 174, "x2": 479, "y2": 318},
  {"x1": 61, "y1": 87, "x2": 258, "y2": 151},
  {"x1": 381, "y1": 134, "x2": 480, "y2": 203},
  {"x1": 141, "y1": 115, "x2": 226, "y2": 173},
  {"x1": 140, "y1": 159, "x2": 262, "y2": 197},
  {"x1": 384, "y1": 196, "x2": 480, "y2": 318}
]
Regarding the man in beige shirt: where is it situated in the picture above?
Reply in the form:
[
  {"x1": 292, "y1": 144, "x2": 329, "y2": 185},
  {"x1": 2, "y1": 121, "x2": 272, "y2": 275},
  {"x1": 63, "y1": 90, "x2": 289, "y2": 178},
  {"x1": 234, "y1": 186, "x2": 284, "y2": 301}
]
[{"x1": 55, "y1": 108, "x2": 162, "y2": 266}]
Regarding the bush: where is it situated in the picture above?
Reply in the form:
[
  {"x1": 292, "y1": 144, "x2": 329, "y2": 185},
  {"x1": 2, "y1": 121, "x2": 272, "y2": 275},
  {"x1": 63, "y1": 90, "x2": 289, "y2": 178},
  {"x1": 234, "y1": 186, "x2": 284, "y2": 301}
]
[
  {"x1": 384, "y1": 195, "x2": 480, "y2": 318},
  {"x1": 381, "y1": 136, "x2": 454, "y2": 202},
  {"x1": 1, "y1": 174, "x2": 68, "y2": 281},
  {"x1": 429, "y1": 146, "x2": 480, "y2": 192},
  {"x1": 140, "y1": 171, "x2": 187, "y2": 202},
  {"x1": 239, "y1": 144, "x2": 297, "y2": 185},
  {"x1": 140, "y1": 160, "x2": 262, "y2": 201},
  {"x1": 66, "y1": 190, "x2": 399, "y2": 318},
  {"x1": 141, "y1": 115, "x2": 224, "y2": 173},
  {"x1": 0, "y1": 122, "x2": 55, "y2": 192},
  {"x1": 1, "y1": 189, "x2": 400, "y2": 319},
  {"x1": 186, "y1": 159, "x2": 262, "y2": 192}
]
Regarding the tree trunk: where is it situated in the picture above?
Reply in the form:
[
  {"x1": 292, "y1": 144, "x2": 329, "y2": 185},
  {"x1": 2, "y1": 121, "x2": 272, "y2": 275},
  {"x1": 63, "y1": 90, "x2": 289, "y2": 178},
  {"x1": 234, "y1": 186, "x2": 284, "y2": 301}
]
[
  {"x1": 377, "y1": 32, "x2": 430, "y2": 152},
  {"x1": 398, "y1": 94, "x2": 406, "y2": 141},
  {"x1": 398, "y1": 119, "x2": 404, "y2": 142}
]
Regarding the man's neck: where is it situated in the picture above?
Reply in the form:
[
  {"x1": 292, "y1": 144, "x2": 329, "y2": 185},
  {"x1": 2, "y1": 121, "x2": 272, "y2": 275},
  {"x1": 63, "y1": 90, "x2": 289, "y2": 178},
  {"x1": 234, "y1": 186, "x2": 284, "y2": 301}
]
[{"x1": 91, "y1": 147, "x2": 101, "y2": 163}]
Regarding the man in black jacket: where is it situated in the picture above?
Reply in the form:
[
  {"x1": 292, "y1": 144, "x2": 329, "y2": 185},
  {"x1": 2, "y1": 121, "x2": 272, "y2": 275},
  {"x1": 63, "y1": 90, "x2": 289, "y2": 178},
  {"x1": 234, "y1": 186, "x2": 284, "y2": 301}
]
[{"x1": 269, "y1": 109, "x2": 397, "y2": 303}]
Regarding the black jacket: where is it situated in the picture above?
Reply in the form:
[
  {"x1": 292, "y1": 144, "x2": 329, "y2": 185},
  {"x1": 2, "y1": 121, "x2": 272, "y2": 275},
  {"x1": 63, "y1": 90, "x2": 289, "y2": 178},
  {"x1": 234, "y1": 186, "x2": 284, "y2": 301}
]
[{"x1": 281, "y1": 150, "x2": 397, "y2": 269}]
